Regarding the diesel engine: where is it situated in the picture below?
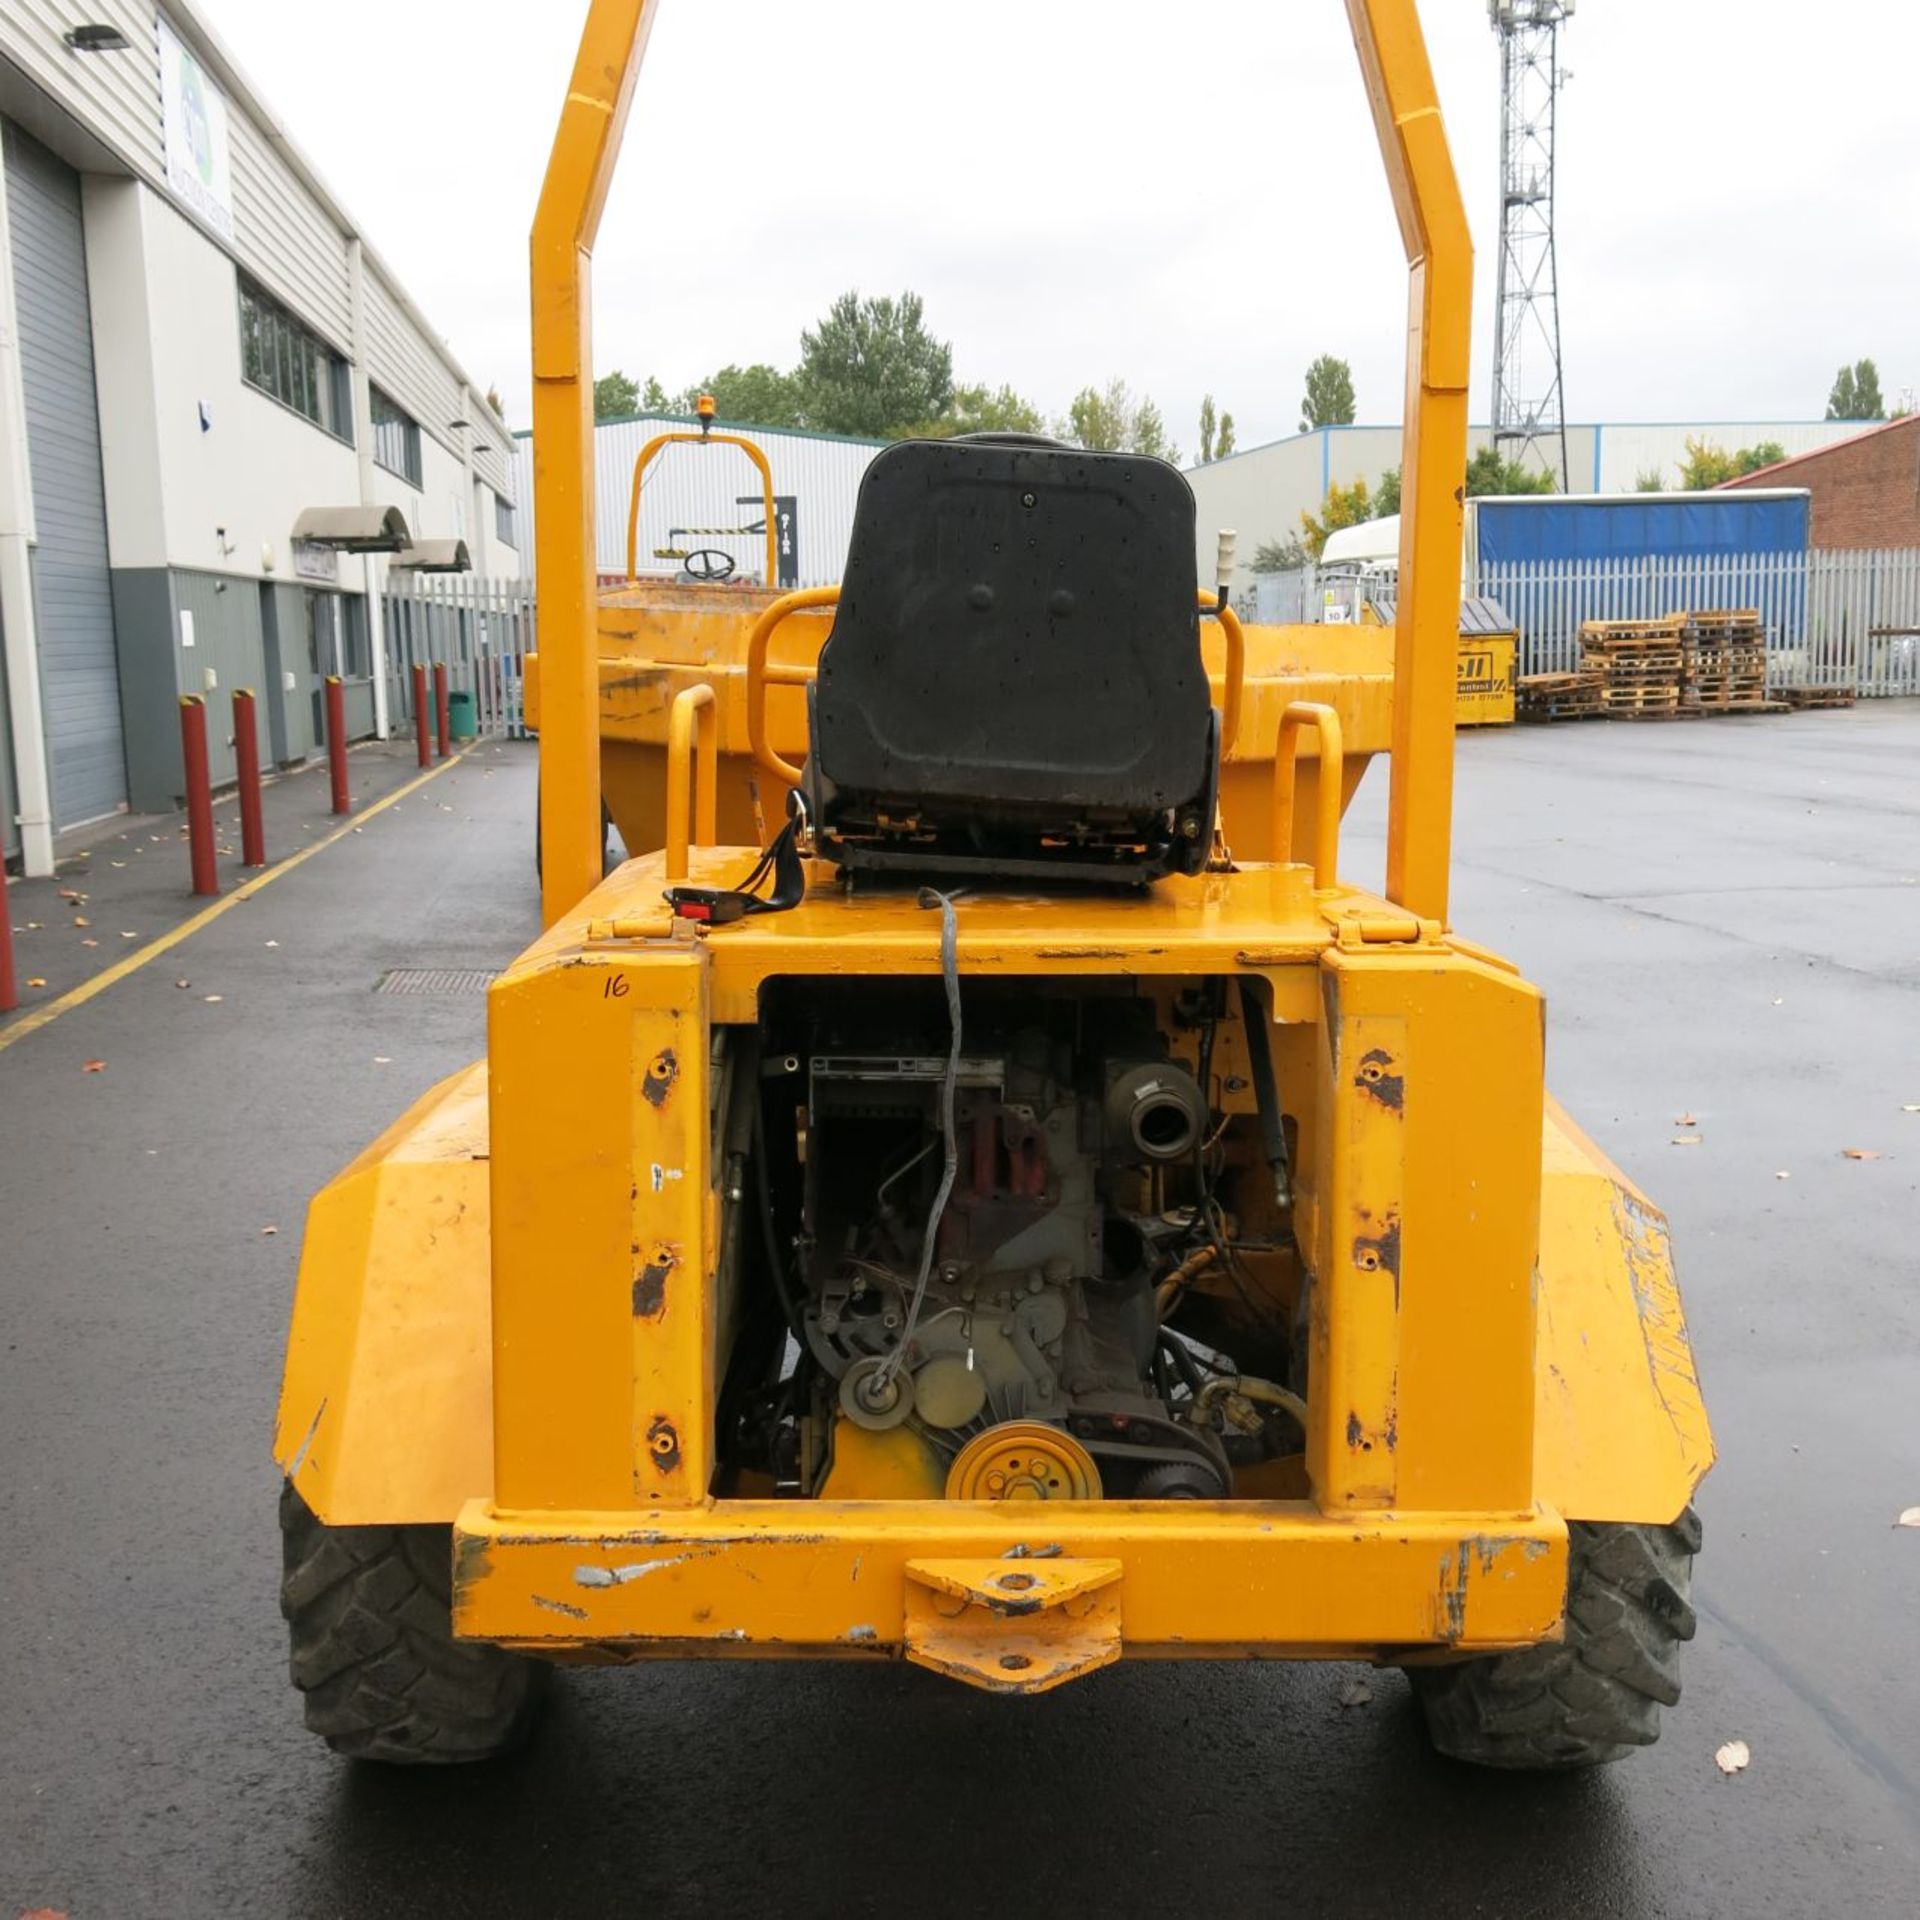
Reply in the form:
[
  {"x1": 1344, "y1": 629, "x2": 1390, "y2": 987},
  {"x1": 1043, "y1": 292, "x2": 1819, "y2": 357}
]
[{"x1": 729, "y1": 978, "x2": 1299, "y2": 1500}]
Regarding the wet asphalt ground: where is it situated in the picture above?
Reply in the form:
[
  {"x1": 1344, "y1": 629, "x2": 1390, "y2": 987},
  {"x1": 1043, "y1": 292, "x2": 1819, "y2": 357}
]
[{"x1": 2, "y1": 711, "x2": 1917, "y2": 1918}]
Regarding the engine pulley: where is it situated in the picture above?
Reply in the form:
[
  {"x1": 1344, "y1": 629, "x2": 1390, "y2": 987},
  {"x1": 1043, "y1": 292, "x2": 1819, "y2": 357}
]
[{"x1": 945, "y1": 1421, "x2": 1102, "y2": 1501}]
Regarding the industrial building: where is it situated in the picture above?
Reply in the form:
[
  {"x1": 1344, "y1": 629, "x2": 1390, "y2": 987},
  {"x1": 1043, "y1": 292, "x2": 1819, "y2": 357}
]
[
  {"x1": 1188, "y1": 420, "x2": 1864, "y2": 598},
  {"x1": 1722, "y1": 414, "x2": 1920, "y2": 550},
  {"x1": 1, "y1": 4, "x2": 519, "y2": 876}
]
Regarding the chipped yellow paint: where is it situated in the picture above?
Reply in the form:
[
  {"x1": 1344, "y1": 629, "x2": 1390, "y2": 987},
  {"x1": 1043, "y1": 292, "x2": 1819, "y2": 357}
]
[
  {"x1": 1533, "y1": 1098, "x2": 1715, "y2": 1523},
  {"x1": 454, "y1": 1497, "x2": 1567, "y2": 1659}
]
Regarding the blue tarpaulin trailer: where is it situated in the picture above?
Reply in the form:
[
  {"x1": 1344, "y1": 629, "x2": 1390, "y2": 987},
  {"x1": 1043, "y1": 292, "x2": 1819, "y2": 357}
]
[{"x1": 1468, "y1": 490, "x2": 1811, "y2": 567}]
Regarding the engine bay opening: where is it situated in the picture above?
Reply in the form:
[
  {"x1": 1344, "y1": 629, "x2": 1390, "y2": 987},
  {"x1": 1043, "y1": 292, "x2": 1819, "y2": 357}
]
[{"x1": 712, "y1": 974, "x2": 1308, "y2": 1503}]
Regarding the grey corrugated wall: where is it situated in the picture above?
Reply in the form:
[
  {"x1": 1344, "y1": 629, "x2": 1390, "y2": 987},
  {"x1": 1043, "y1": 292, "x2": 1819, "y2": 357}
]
[{"x1": 4, "y1": 119, "x2": 125, "y2": 828}]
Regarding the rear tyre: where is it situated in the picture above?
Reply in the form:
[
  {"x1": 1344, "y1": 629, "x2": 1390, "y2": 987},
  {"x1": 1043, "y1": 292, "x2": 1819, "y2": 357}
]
[
  {"x1": 279, "y1": 1482, "x2": 550, "y2": 1764},
  {"x1": 1408, "y1": 1507, "x2": 1701, "y2": 1770}
]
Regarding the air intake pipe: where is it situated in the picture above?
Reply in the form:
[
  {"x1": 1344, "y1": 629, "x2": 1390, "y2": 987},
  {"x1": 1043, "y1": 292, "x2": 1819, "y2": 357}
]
[{"x1": 1106, "y1": 1062, "x2": 1209, "y2": 1164}]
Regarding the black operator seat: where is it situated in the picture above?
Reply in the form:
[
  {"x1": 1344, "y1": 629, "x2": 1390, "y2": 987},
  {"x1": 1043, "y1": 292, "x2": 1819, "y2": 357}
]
[{"x1": 802, "y1": 435, "x2": 1218, "y2": 885}]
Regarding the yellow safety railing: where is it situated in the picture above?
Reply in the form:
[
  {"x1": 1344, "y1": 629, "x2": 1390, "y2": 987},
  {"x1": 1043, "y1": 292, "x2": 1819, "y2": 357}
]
[
  {"x1": 663, "y1": 684, "x2": 717, "y2": 883},
  {"x1": 625, "y1": 428, "x2": 778, "y2": 586},
  {"x1": 1269, "y1": 701, "x2": 1346, "y2": 890}
]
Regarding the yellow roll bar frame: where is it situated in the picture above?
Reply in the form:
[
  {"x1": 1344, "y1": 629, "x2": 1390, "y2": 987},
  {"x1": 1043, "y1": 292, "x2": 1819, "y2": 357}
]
[
  {"x1": 624, "y1": 429, "x2": 779, "y2": 585},
  {"x1": 532, "y1": 0, "x2": 1468, "y2": 927}
]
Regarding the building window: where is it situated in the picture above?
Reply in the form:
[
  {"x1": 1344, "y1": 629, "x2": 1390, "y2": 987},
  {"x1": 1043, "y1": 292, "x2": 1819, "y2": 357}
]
[
  {"x1": 239, "y1": 275, "x2": 351, "y2": 441},
  {"x1": 495, "y1": 491, "x2": 517, "y2": 548},
  {"x1": 371, "y1": 386, "x2": 423, "y2": 487}
]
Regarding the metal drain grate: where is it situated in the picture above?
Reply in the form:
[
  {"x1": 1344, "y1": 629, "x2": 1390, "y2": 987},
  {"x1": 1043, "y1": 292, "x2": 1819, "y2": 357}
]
[{"x1": 375, "y1": 968, "x2": 501, "y2": 996}]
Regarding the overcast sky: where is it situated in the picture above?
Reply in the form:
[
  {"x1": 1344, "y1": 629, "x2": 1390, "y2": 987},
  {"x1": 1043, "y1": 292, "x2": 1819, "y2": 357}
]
[{"x1": 200, "y1": 1, "x2": 1919, "y2": 452}]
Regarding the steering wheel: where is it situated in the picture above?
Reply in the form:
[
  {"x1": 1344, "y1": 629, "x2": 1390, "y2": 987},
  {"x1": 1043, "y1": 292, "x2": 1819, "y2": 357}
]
[{"x1": 681, "y1": 547, "x2": 737, "y2": 583}]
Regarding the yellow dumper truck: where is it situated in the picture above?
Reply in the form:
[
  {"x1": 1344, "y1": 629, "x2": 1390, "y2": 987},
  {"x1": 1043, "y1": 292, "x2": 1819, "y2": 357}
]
[{"x1": 275, "y1": 0, "x2": 1711, "y2": 1769}]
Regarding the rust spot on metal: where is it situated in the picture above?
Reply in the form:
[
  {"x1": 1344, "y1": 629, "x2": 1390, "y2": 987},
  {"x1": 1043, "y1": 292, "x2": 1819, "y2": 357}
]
[
  {"x1": 1346, "y1": 1410, "x2": 1365, "y2": 1448},
  {"x1": 1352, "y1": 1215, "x2": 1402, "y2": 1302},
  {"x1": 530, "y1": 1592, "x2": 589, "y2": 1621},
  {"x1": 632, "y1": 1243, "x2": 679, "y2": 1319},
  {"x1": 645, "y1": 1415, "x2": 682, "y2": 1474},
  {"x1": 1354, "y1": 1046, "x2": 1404, "y2": 1112},
  {"x1": 642, "y1": 1047, "x2": 680, "y2": 1108}
]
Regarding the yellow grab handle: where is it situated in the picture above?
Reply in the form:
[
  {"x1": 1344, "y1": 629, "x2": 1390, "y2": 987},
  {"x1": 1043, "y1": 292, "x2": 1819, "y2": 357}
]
[
  {"x1": 745, "y1": 585, "x2": 838, "y2": 786},
  {"x1": 1270, "y1": 701, "x2": 1346, "y2": 889},
  {"x1": 1199, "y1": 594, "x2": 1246, "y2": 757},
  {"x1": 664, "y1": 684, "x2": 717, "y2": 882}
]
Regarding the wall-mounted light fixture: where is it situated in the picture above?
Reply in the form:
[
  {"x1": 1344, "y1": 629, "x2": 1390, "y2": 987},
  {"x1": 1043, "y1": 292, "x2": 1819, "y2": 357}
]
[{"x1": 63, "y1": 24, "x2": 132, "y2": 52}]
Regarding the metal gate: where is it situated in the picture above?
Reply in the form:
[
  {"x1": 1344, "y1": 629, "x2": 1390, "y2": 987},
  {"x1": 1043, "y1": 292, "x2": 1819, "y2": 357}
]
[
  {"x1": 384, "y1": 575, "x2": 534, "y2": 740},
  {"x1": 4, "y1": 119, "x2": 125, "y2": 827}
]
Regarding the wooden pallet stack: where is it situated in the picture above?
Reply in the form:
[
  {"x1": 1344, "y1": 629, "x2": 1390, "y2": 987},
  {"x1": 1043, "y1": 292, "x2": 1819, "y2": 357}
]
[
  {"x1": 1517, "y1": 669, "x2": 1606, "y2": 723},
  {"x1": 1579, "y1": 615, "x2": 1687, "y2": 718},
  {"x1": 1683, "y1": 610, "x2": 1774, "y2": 712},
  {"x1": 1779, "y1": 684, "x2": 1857, "y2": 710}
]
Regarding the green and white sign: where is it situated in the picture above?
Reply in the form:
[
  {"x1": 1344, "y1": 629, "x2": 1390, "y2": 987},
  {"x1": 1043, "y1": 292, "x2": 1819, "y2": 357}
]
[{"x1": 158, "y1": 16, "x2": 233, "y2": 244}]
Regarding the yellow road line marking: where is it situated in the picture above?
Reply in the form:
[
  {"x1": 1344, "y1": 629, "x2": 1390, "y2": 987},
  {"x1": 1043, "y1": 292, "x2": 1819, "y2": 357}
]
[{"x1": 0, "y1": 748, "x2": 473, "y2": 1056}]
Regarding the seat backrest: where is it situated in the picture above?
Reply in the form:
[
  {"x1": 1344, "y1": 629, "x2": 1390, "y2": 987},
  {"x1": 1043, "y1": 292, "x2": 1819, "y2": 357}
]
[{"x1": 812, "y1": 439, "x2": 1208, "y2": 819}]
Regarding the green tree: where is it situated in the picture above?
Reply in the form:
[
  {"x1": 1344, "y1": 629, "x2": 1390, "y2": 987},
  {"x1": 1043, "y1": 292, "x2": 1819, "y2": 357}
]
[
  {"x1": 1677, "y1": 438, "x2": 1785, "y2": 489},
  {"x1": 1300, "y1": 475, "x2": 1376, "y2": 559},
  {"x1": 1734, "y1": 440, "x2": 1786, "y2": 476},
  {"x1": 1215, "y1": 411, "x2": 1236, "y2": 460},
  {"x1": 1375, "y1": 466, "x2": 1401, "y2": 515},
  {"x1": 910, "y1": 382, "x2": 1047, "y2": 440},
  {"x1": 640, "y1": 376, "x2": 672, "y2": 412},
  {"x1": 1059, "y1": 378, "x2": 1178, "y2": 460},
  {"x1": 1635, "y1": 467, "x2": 1667, "y2": 493},
  {"x1": 1252, "y1": 533, "x2": 1309, "y2": 573},
  {"x1": 1679, "y1": 438, "x2": 1736, "y2": 488},
  {"x1": 593, "y1": 370, "x2": 640, "y2": 421},
  {"x1": 1465, "y1": 446, "x2": 1555, "y2": 496},
  {"x1": 1198, "y1": 394, "x2": 1218, "y2": 464},
  {"x1": 687, "y1": 363, "x2": 804, "y2": 428},
  {"x1": 1300, "y1": 354, "x2": 1356, "y2": 432},
  {"x1": 796, "y1": 290, "x2": 953, "y2": 438},
  {"x1": 1826, "y1": 358, "x2": 1886, "y2": 421}
]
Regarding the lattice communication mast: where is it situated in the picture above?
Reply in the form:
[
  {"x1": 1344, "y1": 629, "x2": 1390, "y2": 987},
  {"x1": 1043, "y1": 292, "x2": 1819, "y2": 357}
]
[{"x1": 1489, "y1": 0, "x2": 1574, "y2": 491}]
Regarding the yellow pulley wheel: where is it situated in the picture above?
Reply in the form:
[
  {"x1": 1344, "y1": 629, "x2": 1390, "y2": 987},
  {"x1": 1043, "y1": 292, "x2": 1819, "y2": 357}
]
[{"x1": 945, "y1": 1421, "x2": 1102, "y2": 1501}]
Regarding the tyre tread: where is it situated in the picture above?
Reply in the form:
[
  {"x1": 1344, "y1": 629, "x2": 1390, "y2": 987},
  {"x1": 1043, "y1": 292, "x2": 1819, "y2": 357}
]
[
  {"x1": 1409, "y1": 1507, "x2": 1700, "y2": 1771},
  {"x1": 279, "y1": 1482, "x2": 548, "y2": 1765}
]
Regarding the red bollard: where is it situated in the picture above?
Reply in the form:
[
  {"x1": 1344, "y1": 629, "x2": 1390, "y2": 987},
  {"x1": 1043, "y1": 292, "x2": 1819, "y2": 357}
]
[
  {"x1": 325, "y1": 675, "x2": 351, "y2": 815},
  {"x1": 433, "y1": 661, "x2": 450, "y2": 760},
  {"x1": 0, "y1": 867, "x2": 17, "y2": 1013},
  {"x1": 180, "y1": 695, "x2": 219, "y2": 896},
  {"x1": 411, "y1": 663, "x2": 432, "y2": 769},
  {"x1": 232, "y1": 688, "x2": 266, "y2": 868}
]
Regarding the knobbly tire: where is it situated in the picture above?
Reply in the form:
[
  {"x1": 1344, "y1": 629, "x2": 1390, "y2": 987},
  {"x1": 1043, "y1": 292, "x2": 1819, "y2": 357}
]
[
  {"x1": 1408, "y1": 1508, "x2": 1702, "y2": 1770},
  {"x1": 280, "y1": 1483, "x2": 550, "y2": 1764}
]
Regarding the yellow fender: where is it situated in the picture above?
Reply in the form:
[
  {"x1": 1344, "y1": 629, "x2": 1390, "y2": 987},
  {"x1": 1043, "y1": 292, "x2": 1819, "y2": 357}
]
[
  {"x1": 277, "y1": 1073, "x2": 1712, "y2": 1529},
  {"x1": 1533, "y1": 1097, "x2": 1715, "y2": 1521},
  {"x1": 275, "y1": 1064, "x2": 493, "y2": 1524}
]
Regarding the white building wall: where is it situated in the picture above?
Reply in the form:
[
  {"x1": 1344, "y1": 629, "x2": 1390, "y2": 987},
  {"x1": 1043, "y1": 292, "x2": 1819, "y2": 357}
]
[
  {"x1": 87, "y1": 179, "x2": 360, "y2": 578},
  {"x1": 226, "y1": 101, "x2": 351, "y2": 352},
  {"x1": 0, "y1": 0, "x2": 165, "y2": 175},
  {"x1": 1590, "y1": 422, "x2": 1859, "y2": 494}
]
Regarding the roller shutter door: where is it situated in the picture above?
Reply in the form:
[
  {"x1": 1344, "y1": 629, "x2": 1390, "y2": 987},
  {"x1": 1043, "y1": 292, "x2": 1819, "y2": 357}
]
[{"x1": 4, "y1": 120, "x2": 125, "y2": 828}]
